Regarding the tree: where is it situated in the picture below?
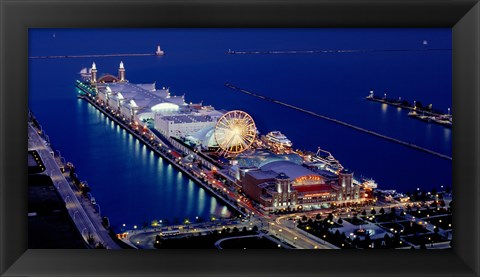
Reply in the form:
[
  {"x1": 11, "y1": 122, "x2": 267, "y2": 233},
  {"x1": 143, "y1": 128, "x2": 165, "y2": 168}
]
[
  {"x1": 370, "y1": 209, "x2": 377, "y2": 215},
  {"x1": 390, "y1": 207, "x2": 396, "y2": 214},
  {"x1": 383, "y1": 234, "x2": 391, "y2": 247},
  {"x1": 338, "y1": 218, "x2": 343, "y2": 224},
  {"x1": 315, "y1": 213, "x2": 322, "y2": 221},
  {"x1": 361, "y1": 210, "x2": 367, "y2": 216},
  {"x1": 364, "y1": 235, "x2": 372, "y2": 249},
  {"x1": 353, "y1": 236, "x2": 361, "y2": 247},
  {"x1": 302, "y1": 215, "x2": 308, "y2": 222},
  {"x1": 379, "y1": 207, "x2": 385, "y2": 215},
  {"x1": 307, "y1": 218, "x2": 313, "y2": 225},
  {"x1": 95, "y1": 242, "x2": 106, "y2": 249},
  {"x1": 334, "y1": 230, "x2": 341, "y2": 242},
  {"x1": 87, "y1": 232, "x2": 95, "y2": 245},
  {"x1": 242, "y1": 226, "x2": 247, "y2": 233},
  {"x1": 327, "y1": 213, "x2": 334, "y2": 222},
  {"x1": 252, "y1": 225, "x2": 259, "y2": 232}
]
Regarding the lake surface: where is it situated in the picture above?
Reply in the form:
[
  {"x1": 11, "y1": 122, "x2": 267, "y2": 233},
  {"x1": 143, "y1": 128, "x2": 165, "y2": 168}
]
[{"x1": 29, "y1": 28, "x2": 452, "y2": 229}]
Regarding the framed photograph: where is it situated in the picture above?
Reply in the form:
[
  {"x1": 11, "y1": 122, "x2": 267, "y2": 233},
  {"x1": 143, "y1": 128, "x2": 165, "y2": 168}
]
[{"x1": 1, "y1": 0, "x2": 479, "y2": 276}]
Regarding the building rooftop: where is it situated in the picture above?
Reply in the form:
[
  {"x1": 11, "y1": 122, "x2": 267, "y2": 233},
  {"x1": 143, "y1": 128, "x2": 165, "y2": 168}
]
[
  {"x1": 160, "y1": 114, "x2": 216, "y2": 124},
  {"x1": 245, "y1": 169, "x2": 278, "y2": 181},
  {"x1": 97, "y1": 81, "x2": 186, "y2": 111},
  {"x1": 260, "y1": 160, "x2": 323, "y2": 183},
  {"x1": 235, "y1": 149, "x2": 303, "y2": 168}
]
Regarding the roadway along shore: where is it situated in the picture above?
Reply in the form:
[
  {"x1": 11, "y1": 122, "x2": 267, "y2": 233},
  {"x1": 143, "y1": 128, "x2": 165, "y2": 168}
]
[{"x1": 28, "y1": 122, "x2": 122, "y2": 249}]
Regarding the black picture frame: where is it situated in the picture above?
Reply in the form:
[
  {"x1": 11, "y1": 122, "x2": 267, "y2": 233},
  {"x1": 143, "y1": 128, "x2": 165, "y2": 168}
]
[{"x1": 1, "y1": 0, "x2": 479, "y2": 276}]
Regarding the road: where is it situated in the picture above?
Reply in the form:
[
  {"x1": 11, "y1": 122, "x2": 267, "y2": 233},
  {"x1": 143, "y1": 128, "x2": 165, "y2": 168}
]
[
  {"x1": 269, "y1": 214, "x2": 339, "y2": 249},
  {"x1": 28, "y1": 123, "x2": 121, "y2": 249}
]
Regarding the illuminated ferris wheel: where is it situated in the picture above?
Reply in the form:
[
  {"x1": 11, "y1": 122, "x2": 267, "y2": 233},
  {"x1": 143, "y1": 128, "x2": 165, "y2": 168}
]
[{"x1": 214, "y1": 110, "x2": 257, "y2": 155}]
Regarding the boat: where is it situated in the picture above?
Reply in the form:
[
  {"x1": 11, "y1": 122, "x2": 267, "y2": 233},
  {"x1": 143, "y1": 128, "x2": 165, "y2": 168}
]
[
  {"x1": 362, "y1": 179, "x2": 378, "y2": 189},
  {"x1": 407, "y1": 110, "x2": 417, "y2": 116},
  {"x1": 265, "y1": 131, "x2": 293, "y2": 148}
]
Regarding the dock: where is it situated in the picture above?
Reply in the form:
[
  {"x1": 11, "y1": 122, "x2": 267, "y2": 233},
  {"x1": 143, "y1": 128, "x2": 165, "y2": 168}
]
[
  {"x1": 366, "y1": 92, "x2": 452, "y2": 128},
  {"x1": 224, "y1": 83, "x2": 452, "y2": 161}
]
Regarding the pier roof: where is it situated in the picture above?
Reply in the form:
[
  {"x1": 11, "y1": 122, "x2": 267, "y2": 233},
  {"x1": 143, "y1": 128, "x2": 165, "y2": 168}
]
[
  {"x1": 160, "y1": 114, "x2": 216, "y2": 124},
  {"x1": 246, "y1": 169, "x2": 278, "y2": 181},
  {"x1": 98, "y1": 81, "x2": 186, "y2": 110},
  {"x1": 260, "y1": 160, "x2": 323, "y2": 183},
  {"x1": 235, "y1": 149, "x2": 303, "y2": 168}
]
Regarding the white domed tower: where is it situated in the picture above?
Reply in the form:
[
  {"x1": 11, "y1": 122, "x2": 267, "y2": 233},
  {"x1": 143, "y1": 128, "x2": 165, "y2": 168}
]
[
  {"x1": 118, "y1": 61, "x2": 126, "y2": 82},
  {"x1": 156, "y1": 45, "x2": 164, "y2": 56},
  {"x1": 91, "y1": 62, "x2": 97, "y2": 83}
]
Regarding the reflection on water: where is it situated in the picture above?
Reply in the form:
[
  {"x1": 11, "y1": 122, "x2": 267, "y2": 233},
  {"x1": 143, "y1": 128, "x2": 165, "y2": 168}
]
[
  {"x1": 59, "y1": 101, "x2": 233, "y2": 230},
  {"x1": 381, "y1": 103, "x2": 388, "y2": 114}
]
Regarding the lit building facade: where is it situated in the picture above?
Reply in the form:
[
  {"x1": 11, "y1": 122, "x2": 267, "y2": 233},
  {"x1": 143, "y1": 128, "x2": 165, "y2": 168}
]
[{"x1": 240, "y1": 160, "x2": 364, "y2": 211}]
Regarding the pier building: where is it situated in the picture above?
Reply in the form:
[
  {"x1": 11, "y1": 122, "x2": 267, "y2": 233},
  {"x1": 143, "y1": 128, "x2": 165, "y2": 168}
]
[
  {"x1": 81, "y1": 61, "x2": 224, "y2": 136},
  {"x1": 76, "y1": 62, "x2": 367, "y2": 214},
  {"x1": 240, "y1": 159, "x2": 364, "y2": 212}
]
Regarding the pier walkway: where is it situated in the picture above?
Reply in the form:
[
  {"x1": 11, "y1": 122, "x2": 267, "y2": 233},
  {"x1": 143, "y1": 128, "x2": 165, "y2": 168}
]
[{"x1": 225, "y1": 83, "x2": 452, "y2": 161}]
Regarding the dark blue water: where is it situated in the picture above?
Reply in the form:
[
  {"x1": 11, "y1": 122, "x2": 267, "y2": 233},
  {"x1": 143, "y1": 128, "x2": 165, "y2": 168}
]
[{"x1": 29, "y1": 28, "x2": 452, "y2": 229}]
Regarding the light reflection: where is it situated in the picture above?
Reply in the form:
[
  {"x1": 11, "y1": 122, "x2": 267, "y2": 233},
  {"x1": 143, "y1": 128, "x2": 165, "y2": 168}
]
[
  {"x1": 74, "y1": 99, "x2": 234, "y2": 229},
  {"x1": 148, "y1": 151, "x2": 154, "y2": 165},
  {"x1": 198, "y1": 189, "x2": 206, "y2": 214},
  {"x1": 210, "y1": 197, "x2": 218, "y2": 215},
  {"x1": 221, "y1": 206, "x2": 230, "y2": 217},
  {"x1": 381, "y1": 103, "x2": 388, "y2": 114},
  {"x1": 185, "y1": 181, "x2": 194, "y2": 214}
]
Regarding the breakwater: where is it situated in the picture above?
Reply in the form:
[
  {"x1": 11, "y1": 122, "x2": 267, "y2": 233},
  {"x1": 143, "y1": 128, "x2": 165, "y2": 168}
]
[
  {"x1": 225, "y1": 83, "x2": 452, "y2": 161},
  {"x1": 226, "y1": 48, "x2": 451, "y2": 55},
  {"x1": 29, "y1": 53, "x2": 156, "y2": 59}
]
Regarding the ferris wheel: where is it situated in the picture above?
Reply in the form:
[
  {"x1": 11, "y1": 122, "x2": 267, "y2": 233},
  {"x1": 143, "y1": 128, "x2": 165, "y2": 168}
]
[{"x1": 214, "y1": 110, "x2": 257, "y2": 155}]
